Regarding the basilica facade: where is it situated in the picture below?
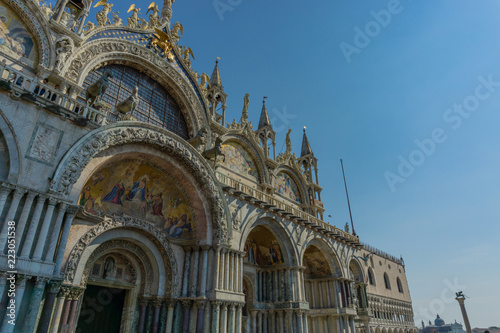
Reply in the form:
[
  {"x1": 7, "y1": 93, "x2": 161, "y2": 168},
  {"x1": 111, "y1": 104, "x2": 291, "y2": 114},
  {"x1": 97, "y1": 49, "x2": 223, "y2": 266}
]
[{"x1": 0, "y1": 0, "x2": 418, "y2": 332}]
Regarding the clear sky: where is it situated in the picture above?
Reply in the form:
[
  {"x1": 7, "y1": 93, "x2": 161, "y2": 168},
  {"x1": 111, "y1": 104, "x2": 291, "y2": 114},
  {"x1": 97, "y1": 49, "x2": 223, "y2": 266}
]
[{"x1": 78, "y1": 0, "x2": 499, "y2": 326}]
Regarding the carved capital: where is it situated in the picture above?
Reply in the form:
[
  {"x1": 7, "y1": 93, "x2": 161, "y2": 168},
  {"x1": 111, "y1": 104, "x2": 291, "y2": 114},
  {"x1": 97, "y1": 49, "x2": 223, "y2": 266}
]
[
  {"x1": 58, "y1": 285, "x2": 72, "y2": 298},
  {"x1": 139, "y1": 297, "x2": 150, "y2": 307},
  {"x1": 152, "y1": 297, "x2": 163, "y2": 309}
]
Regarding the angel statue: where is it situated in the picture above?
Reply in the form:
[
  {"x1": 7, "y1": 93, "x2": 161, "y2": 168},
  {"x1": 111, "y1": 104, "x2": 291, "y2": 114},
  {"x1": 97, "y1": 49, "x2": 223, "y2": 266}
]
[
  {"x1": 146, "y1": 2, "x2": 160, "y2": 28},
  {"x1": 127, "y1": 4, "x2": 141, "y2": 29},
  {"x1": 171, "y1": 21, "x2": 183, "y2": 43},
  {"x1": 148, "y1": 28, "x2": 174, "y2": 60},
  {"x1": 94, "y1": 0, "x2": 113, "y2": 27},
  {"x1": 241, "y1": 93, "x2": 249, "y2": 123},
  {"x1": 180, "y1": 45, "x2": 194, "y2": 68}
]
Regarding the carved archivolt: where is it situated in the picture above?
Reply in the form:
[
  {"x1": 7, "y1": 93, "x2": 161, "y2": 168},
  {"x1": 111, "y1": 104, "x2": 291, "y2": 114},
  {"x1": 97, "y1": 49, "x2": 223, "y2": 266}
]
[
  {"x1": 81, "y1": 240, "x2": 156, "y2": 295},
  {"x1": 61, "y1": 39, "x2": 206, "y2": 136},
  {"x1": 49, "y1": 122, "x2": 229, "y2": 243},
  {"x1": 64, "y1": 216, "x2": 176, "y2": 295}
]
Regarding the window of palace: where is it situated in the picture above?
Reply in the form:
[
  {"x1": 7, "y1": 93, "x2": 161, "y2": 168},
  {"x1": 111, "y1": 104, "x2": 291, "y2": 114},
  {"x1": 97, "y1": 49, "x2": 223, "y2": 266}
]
[
  {"x1": 82, "y1": 64, "x2": 189, "y2": 139},
  {"x1": 368, "y1": 268, "x2": 375, "y2": 286},
  {"x1": 397, "y1": 277, "x2": 404, "y2": 293},
  {"x1": 384, "y1": 273, "x2": 391, "y2": 290}
]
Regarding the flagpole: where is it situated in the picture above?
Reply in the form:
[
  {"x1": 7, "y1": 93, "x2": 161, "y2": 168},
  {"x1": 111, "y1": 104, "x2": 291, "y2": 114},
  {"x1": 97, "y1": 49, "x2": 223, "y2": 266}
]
[{"x1": 340, "y1": 159, "x2": 356, "y2": 236}]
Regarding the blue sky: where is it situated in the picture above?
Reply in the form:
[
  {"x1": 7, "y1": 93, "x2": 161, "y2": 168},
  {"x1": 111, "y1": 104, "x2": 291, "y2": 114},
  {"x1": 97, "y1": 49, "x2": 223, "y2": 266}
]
[{"x1": 80, "y1": 0, "x2": 499, "y2": 326}]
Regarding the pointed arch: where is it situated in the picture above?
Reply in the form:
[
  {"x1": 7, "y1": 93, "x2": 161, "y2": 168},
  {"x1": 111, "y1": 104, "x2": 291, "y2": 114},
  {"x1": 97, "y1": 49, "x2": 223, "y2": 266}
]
[{"x1": 348, "y1": 258, "x2": 365, "y2": 283}]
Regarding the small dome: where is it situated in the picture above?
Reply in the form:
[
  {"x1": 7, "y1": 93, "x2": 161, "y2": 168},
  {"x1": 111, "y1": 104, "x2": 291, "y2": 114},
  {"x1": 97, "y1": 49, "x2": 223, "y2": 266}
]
[{"x1": 435, "y1": 315, "x2": 445, "y2": 326}]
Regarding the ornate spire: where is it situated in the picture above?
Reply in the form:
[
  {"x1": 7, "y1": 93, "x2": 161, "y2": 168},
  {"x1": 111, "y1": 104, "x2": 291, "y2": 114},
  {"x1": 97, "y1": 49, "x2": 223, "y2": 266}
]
[
  {"x1": 300, "y1": 126, "x2": 313, "y2": 157},
  {"x1": 258, "y1": 96, "x2": 272, "y2": 129},
  {"x1": 210, "y1": 58, "x2": 222, "y2": 88}
]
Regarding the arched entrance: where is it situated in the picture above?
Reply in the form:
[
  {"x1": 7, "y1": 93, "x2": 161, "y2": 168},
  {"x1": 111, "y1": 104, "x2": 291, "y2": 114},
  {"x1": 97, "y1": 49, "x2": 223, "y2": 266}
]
[
  {"x1": 302, "y1": 243, "x2": 341, "y2": 333},
  {"x1": 241, "y1": 222, "x2": 303, "y2": 333}
]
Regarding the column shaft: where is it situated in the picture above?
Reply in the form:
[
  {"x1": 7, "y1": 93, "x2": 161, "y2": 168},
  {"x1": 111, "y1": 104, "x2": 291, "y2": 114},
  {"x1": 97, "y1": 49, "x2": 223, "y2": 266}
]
[
  {"x1": 33, "y1": 199, "x2": 57, "y2": 260},
  {"x1": 20, "y1": 196, "x2": 45, "y2": 258},
  {"x1": 14, "y1": 193, "x2": 35, "y2": 255},
  {"x1": 53, "y1": 211, "x2": 76, "y2": 275},
  {"x1": 44, "y1": 204, "x2": 68, "y2": 261}
]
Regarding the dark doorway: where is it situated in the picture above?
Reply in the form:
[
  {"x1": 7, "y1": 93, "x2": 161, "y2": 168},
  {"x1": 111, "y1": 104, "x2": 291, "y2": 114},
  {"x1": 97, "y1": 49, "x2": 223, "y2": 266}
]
[{"x1": 75, "y1": 285, "x2": 126, "y2": 333}]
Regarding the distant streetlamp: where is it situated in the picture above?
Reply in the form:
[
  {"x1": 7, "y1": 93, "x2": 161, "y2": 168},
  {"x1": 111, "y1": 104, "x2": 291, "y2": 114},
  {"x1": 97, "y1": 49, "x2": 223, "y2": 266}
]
[{"x1": 455, "y1": 291, "x2": 472, "y2": 333}]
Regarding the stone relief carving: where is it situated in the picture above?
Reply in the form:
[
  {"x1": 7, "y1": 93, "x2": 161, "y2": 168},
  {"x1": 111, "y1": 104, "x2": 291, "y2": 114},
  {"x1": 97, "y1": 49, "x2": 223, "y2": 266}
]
[
  {"x1": 64, "y1": 216, "x2": 176, "y2": 294},
  {"x1": 54, "y1": 36, "x2": 74, "y2": 73}
]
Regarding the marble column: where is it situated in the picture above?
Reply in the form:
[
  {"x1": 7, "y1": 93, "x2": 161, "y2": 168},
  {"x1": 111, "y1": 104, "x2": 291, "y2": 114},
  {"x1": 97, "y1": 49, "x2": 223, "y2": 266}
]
[
  {"x1": 220, "y1": 303, "x2": 228, "y2": 333},
  {"x1": 182, "y1": 248, "x2": 192, "y2": 297},
  {"x1": 228, "y1": 304, "x2": 236, "y2": 333},
  {"x1": 297, "y1": 311, "x2": 303, "y2": 333},
  {"x1": 211, "y1": 301, "x2": 221, "y2": 333},
  {"x1": 202, "y1": 301, "x2": 211, "y2": 333},
  {"x1": 0, "y1": 275, "x2": 28, "y2": 333},
  {"x1": 44, "y1": 203, "x2": 68, "y2": 262},
  {"x1": 0, "y1": 188, "x2": 24, "y2": 252},
  {"x1": 0, "y1": 272, "x2": 7, "y2": 316},
  {"x1": 284, "y1": 311, "x2": 291, "y2": 333},
  {"x1": 182, "y1": 300, "x2": 192, "y2": 332},
  {"x1": 33, "y1": 198, "x2": 58, "y2": 260},
  {"x1": 257, "y1": 311, "x2": 262, "y2": 333},
  {"x1": 138, "y1": 297, "x2": 149, "y2": 333},
  {"x1": 21, "y1": 277, "x2": 47, "y2": 332},
  {"x1": 53, "y1": 207, "x2": 77, "y2": 275},
  {"x1": 224, "y1": 251, "x2": 230, "y2": 291},
  {"x1": 66, "y1": 288, "x2": 84, "y2": 333},
  {"x1": 152, "y1": 297, "x2": 162, "y2": 333},
  {"x1": 188, "y1": 301, "x2": 198, "y2": 333},
  {"x1": 277, "y1": 311, "x2": 284, "y2": 333},
  {"x1": 303, "y1": 313, "x2": 309, "y2": 333},
  {"x1": 236, "y1": 305, "x2": 242, "y2": 333},
  {"x1": 190, "y1": 248, "x2": 200, "y2": 297},
  {"x1": 219, "y1": 249, "x2": 226, "y2": 291},
  {"x1": 48, "y1": 286, "x2": 70, "y2": 333},
  {"x1": 37, "y1": 280, "x2": 61, "y2": 333},
  {"x1": 19, "y1": 195, "x2": 45, "y2": 258},
  {"x1": 165, "y1": 299, "x2": 175, "y2": 333},
  {"x1": 200, "y1": 247, "x2": 209, "y2": 297},
  {"x1": 13, "y1": 192, "x2": 36, "y2": 255},
  {"x1": 215, "y1": 248, "x2": 221, "y2": 290},
  {"x1": 76, "y1": 9, "x2": 89, "y2": 34}
]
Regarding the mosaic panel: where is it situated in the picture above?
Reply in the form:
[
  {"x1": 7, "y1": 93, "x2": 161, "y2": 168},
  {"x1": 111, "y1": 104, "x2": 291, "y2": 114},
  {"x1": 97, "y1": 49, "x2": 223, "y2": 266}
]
[
  {"x1": 275, "y1": 172, "x2": 301, "y2": 203},
  {"x1": 0, "y1": 0, "x2": 37, "y2": 67},
  {"x1": 244, "y1": 226, "x2": 285, "y2": 266},
  {"x1": 79, "y1": 159, "x2": 195, "y2": 239},
  {"x1": 220, "y1": 142, "x2": 258, "y2": 181}
]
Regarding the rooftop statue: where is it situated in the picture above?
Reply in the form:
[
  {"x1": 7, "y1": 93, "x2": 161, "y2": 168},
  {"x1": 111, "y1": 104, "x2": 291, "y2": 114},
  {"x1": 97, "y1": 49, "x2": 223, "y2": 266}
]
[
  {"x1": 94, "y1": 0, "x2": 113, "y2": 27},
  {"x1": 285, "y1": 128, "x2": 292, "y2": 154},
  {"x1": 146, "y1": 2, "x2": 160, "y2": 28},
  {"x1": 127, "y1": 4, "x2": 141, "y2": 29},
  {"x1": 241, "y1": 93, "x2": 249, "y2": 123},
  {"x1": 171, "y1": 21, "x2": 183, "y2": 43}
]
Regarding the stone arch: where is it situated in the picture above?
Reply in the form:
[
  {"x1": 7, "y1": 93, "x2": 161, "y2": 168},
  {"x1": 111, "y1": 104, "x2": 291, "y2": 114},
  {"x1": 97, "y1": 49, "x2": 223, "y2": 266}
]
[
  {"x1": 300, "y1": 238, "x2": 343, "y2": 278},
  {"x1": 219, "y1": 134, "x2": 268, "y2": 184},
  {"x1": 240, "y1": 215, "x2": 298, "y2": 266},
  {"x1": 62, "y1": 39, "x2": 207, "y2": 137},
  {"x1": 81, "y1": 240, "x2": 153, "y2": 294},
  {"x1": 0, "y1": 109, "x2": 21, "y2": 182},
  {"x1": 348, "y1": 258, "x2": 365, "y2": 283},
  {"x1": 48, "y1": 122, "x2": 230, "y2": 244},
  {"x1": 273, "y1": 166, "x2": 308, "y2": 205},
  {"x1": 2, "y1": 0, "x2": 52, "y2": 68},
  {"x1": 63, "y1": 217, "x2": 179, "y2": 297}
]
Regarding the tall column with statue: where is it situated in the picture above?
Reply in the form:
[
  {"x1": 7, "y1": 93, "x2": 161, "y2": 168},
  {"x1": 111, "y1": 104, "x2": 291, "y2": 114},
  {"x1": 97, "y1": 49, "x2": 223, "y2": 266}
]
[{"x1": 455, "y1": 292, "x2": 472, "y2": 333}]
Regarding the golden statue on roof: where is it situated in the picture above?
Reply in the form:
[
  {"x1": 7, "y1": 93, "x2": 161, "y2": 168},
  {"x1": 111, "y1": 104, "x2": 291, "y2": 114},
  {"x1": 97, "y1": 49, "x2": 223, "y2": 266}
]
[{"x1": 94, "y1": 0, "x2": 113, "y2": 26}]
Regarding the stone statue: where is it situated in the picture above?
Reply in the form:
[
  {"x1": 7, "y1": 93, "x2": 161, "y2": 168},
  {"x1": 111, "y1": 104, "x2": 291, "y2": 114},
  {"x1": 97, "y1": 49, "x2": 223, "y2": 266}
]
[
  {"x1": 40, "y1": 1, "x2": 53, "y2": 19},
  {"x1": 199, "y1": 72, "x2": 210, "y2": 90},
  {"x1": 103, "y1": 257, "x2": 115, "y2": 279},
  {"x1": 111, "y1": 11, "x2": 122, "y2": 26},
  {"x1": 344, "y1": 222, "x2": 349, "y2": 233},
  {"x1": 85, "y1": 70, "x2": 113, "y2": 106},
  {"x1": 54, "y1": 37, "x2": 74, "y2": 73},
  {"x1": 241, "y1": 93, "x2": 249, "y2": 123},
  {"x1": 60, "y1": 7, "x2": 77, "y2": 30},
  {"x1": 94, "y1": 0, "x2": 113, "y2": 26},
  {"x1": 171, "y1": 21, "x2": 183, "y2": 43},
  {"x1": 180, "y1": 46, "x2": 195, "y2": 68},
  {"x1": 116, "y1": 85, "x2": 139, "y2": 115},
  {"x1": 146, "y1": 2, "x2": 160, "y2": 28},
  {"x1": 127, "y1": 4, "x2": 141, "y2": 28},
  {"x1": 202, "y1": 137, "x2": 225, "y2": 163},
  {"x1": 285, "y1": 128, "x2": 292, "y2": 154}
]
